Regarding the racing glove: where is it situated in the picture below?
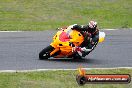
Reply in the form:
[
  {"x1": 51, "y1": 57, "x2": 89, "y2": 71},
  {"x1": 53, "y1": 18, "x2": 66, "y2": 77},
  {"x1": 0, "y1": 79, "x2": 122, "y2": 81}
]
[
  {"x1": 72, "y1": 47, "x2": 92, "y2": 52},
  {"x1": 72, "y1": 47, "x2": 92, "y2": 57},
  {"x1": 72, "y1": 46, "x2": 82, "y2": 52}
]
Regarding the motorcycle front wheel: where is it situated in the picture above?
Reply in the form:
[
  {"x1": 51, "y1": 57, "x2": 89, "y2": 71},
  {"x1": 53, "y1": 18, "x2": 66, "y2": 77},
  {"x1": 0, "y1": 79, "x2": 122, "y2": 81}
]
[{"x1": 39, "y1": 45, "x2": 54, "y2": 60}]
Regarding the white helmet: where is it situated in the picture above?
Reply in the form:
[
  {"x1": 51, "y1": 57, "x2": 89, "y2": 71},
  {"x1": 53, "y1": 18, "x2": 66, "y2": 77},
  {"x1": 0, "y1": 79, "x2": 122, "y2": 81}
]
[{"x1": 88, "y1": 21, "x2": 97, "y2": 28}]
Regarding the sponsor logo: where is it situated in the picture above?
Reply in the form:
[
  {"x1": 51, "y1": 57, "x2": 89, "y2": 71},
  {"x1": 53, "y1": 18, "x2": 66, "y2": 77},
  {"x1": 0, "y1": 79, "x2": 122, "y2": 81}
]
[{"x1": 76, "y1": 68, "x2": 131, "y2": 85}]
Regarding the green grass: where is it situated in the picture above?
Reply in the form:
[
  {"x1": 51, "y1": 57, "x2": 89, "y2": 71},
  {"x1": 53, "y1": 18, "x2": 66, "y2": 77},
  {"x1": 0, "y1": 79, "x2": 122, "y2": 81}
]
[
  {"x1": 0, "y1": 0, "x2": 132, "y2": 31},
  {"x1": 0, "y1": 69, "x2": 132, "y2": 88}
]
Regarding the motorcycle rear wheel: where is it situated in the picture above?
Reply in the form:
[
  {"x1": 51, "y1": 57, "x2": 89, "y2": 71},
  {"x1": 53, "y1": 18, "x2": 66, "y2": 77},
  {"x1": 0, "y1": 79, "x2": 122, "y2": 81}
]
[{"x1": 39, "y1": 45, "x2": 54, "y2": 60}]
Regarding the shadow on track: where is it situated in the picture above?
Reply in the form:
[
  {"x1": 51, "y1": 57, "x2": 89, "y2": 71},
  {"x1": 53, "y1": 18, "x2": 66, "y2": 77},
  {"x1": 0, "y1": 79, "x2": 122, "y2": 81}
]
[{"x1": 39, "y1": 57, "x2": 104, "y2": 64}]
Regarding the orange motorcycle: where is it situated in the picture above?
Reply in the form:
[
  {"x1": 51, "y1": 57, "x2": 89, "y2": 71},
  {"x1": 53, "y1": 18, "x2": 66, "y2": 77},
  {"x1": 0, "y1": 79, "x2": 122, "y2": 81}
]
[{"x1": 39, "y1": 27, "x2": 105, "y2": 60}]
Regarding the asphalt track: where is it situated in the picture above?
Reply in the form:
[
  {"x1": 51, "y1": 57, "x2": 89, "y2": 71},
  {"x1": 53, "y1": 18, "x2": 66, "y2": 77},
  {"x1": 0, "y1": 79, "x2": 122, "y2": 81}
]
[{"x1": 0, "y1": 29, "x2": 132, "y2": 70}]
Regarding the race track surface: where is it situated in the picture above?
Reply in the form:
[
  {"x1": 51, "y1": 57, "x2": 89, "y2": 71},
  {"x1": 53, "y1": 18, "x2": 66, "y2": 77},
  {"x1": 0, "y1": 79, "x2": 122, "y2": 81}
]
[{"x1": 0, "y1": 29, "x2": 132, "y2": 70}]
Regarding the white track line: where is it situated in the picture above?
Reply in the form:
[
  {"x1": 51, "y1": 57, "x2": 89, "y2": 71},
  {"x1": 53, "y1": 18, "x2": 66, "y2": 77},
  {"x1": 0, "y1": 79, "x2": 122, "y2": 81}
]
[
  {"x1": 0, "y1": 67, "x2": 132, "y2": 73},
  {"x1": 0, "y1": 31, "x2": 23, "y2": 32},
  {"x1": 0, "y1": 29, "x2": 118, "y2": 32},
  {"x1": 102, "y1": 29, "x2": 118, "y2": 30}
]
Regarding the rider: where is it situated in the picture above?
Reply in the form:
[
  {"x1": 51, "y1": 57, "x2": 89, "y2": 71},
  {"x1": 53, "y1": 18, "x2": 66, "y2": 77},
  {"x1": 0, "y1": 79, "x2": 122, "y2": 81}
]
[{"x1": 70, "y1": 21, "x2": 99, "y2": 57}]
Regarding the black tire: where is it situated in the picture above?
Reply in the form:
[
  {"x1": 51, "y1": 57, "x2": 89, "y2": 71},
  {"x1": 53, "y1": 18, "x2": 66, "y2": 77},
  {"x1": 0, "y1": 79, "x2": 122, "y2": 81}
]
[{"x1": 39, "y1": 45, "x2": 54, "y2": 60}]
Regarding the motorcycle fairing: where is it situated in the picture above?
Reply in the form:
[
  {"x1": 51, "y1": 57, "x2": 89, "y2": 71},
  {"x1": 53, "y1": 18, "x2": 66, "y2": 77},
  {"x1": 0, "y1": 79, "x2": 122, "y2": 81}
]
[{"x1": 50, "y1": 28, "x2": 84, "y2": 57}]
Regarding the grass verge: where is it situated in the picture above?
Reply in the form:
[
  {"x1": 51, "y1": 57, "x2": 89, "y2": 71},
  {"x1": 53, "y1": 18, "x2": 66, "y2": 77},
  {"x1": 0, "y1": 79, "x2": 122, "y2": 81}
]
[
  {"x1": 0, "y1": 0, "x2": 132, "y2": 31},
  {"x1": 0, "y1": 68, "x2": 132, "y2": 88}
]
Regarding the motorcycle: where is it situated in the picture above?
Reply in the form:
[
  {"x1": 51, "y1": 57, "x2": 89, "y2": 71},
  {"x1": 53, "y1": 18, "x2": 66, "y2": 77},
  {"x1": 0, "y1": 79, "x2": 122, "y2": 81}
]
[{"x1": 39, "y1": 26, "x2": 105, "y2": 60}]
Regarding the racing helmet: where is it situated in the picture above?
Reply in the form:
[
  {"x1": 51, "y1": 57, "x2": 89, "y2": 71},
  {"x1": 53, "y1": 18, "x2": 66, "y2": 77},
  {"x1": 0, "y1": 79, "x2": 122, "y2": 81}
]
[
  {"x1": 88, "y1": 21, "x2": 97, "y2": 33},
  {"x1": 88, "y1": 21, "x2": 97, "y2": 29}
]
